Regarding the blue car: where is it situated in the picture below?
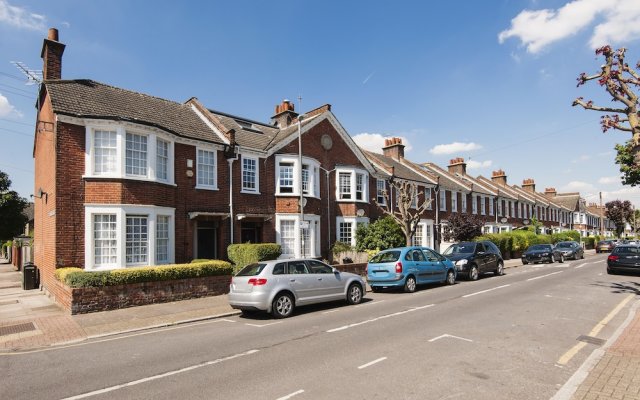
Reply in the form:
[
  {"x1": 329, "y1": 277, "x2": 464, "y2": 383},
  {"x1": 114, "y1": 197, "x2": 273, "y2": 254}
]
[{"x1": 367, "y1": 246, "x2": 457, "y2": 293}]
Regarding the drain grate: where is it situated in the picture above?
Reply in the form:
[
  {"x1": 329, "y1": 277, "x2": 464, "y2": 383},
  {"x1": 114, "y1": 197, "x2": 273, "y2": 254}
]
[
  {"x1": 0, "y1": 300, "x2": 19, "y2": 306},
  {"x1": 0, "y1": 322, "x2": 36, "y2": 337},
  {"x1": 577, "y1": 335, "x2": 607, "y2": 346}
]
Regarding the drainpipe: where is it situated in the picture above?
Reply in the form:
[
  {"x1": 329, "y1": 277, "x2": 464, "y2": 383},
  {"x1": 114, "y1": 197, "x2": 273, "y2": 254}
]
[
  {"x1": 298, "y1": 116, "x2": 305, "y2": 258},
  {"x1": 225, "y1": 130, "x2": 239, "y2": 246}
]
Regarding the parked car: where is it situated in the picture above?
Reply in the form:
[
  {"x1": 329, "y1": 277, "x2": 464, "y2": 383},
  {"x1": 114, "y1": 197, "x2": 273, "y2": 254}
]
[
  {"x1": 367, "y1": 246, "x2": 456, "y2": 293},
  {"x1": 228, "y1": 259, "x2": 366, "y2": 318},
  {"x1": 596, "y1": 240, "x2": 616, "y2": 253},
  {"x1": 554, "y1": 241, "x2": 584, "y2": 260},
  {"x1": 607, "y1": 245, "x2": 640, "y2": 275},
  {"x1": 521, "y1": 244, "x2": 564, "y2": 264},
  {"x1": 442, "y1": 240, "x2": 504, "y2": 281}
]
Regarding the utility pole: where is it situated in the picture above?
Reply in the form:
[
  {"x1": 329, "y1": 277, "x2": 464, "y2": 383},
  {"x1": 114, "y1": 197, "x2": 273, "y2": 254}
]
[{"x1": 600, "y1": 191, "x2": 604, "y2": 237}]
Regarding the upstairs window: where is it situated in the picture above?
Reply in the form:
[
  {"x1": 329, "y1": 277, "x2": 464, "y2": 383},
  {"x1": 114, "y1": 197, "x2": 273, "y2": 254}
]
[
  {"x1": 481, "y1": 196, "x2": 486, "y2": 215},
  {"x1": 197, "y1": 149, "x2": 217, "y2": 189},
  {"x1": 156, "y1": 139, "x2": 169, "y2": 181},
  {"x1": 425, "y1": 187, "x2": 433, "y2": 210},
  {"x1": 94, "y1": 130, "x2": 118, "y2": 175},
  {"x1": 489, "y1": 197, "x2": 494, "y2": 216},
  {"x1": 356, "y1": 173, "x2": 365, "y2": 201},
  {"x1": 461, "y1": 193, "x2": 467, "y2": 213},
  {"x1": 242, "y1": 156, "x2": 259, "y2": 193},
  {"x1": 278, "y1": 162, "x2": 294, "y2": 193},
  {"x1": 472, "y1": 195, "x2": 478, "y2": 214},
  {"x1": 336, "y1": 168, "x2": 368, "y2": 203},
  {"x1": 451, "y1": 191, "x2": 458, "y2": 212},
  {"x1": 376, "y1": 179, "x2": 386, "y2": 205},
  {"x1": 275, "y1": 155, "x2": 320, "y2": 197},
  {"x1": 125, "y1": 132, "x2": 148, "y2": 177},
  {"x1": 439, "y1": 190, "x2": 447, "y2": 211},
  {"x1": 339, "y1": 172, "x2": 351, "y2": 199}
]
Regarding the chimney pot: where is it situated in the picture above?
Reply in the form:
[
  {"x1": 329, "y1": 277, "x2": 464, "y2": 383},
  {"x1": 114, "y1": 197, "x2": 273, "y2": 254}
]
[{"x1": 48, "y1": 28, "x2": 59, "y2": 41}]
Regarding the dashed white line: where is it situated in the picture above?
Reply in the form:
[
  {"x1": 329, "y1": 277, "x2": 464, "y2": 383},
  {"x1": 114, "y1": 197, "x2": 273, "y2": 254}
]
[
  {"x1": 60, "y1": 349, "x2": 259, "y2": 399},
  {"x1": 358, "y1": 357, "x2": 387, "y2": 369},
  {"x1": 574, "y1": 263, "x2": 588, "y2": 269},
  {"x1": 462, "y1": 284, "x2": 511, "y2": 298},
  {"x1": 526, "y1": 271, "x2": 563, "y2": 281},
  {"x1": 326, "y1": 304, "x2": 435, "y2": 333},
  {"x1": 245, "y1": 321, "x2": 284, "y2": 328},
  {"x1": 276, "y1": 389, "x2": 305, "y2": 400},
  {"x1": 428, "y1": 334, "x2": 473, "y2": 343}
]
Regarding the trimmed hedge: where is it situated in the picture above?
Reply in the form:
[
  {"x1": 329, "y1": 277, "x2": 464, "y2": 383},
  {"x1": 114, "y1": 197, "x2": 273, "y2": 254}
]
[
  {"x1": 227, "y1": 243, "x2": 281, "y2": 271},
  {"x1": 55, "y1": 261, "x2": 233, "y2": 288},
  {"x1": 475, "y1": 230, "x2": 584, "y2": 255}
]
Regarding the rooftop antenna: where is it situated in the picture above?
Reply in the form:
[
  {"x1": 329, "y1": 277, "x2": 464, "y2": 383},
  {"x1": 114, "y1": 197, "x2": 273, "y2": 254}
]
[{"x1": 11, "y1": 61, "x2": 42, "y2": 85}]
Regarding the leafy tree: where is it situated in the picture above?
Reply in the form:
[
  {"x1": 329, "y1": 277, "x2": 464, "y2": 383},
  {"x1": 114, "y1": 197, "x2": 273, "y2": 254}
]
[
  {"x1": 573, "y1": 46, "x2": 640, "y2": 185},
  {"x1": 605, "y1": 199, "x2": 633, "y2": 237},
  {"x1": 0, "y1": 171, "x2": 28, "y2": 240},
  {"x1": 373, "y1": 178, "x2": 432, "y2": 246},
  {"x1": 442, "y1": 213, "x2": 485, "y2": 242},
  {"x1": 355, "y1": 216, "x2": 405, "y2": 251}
]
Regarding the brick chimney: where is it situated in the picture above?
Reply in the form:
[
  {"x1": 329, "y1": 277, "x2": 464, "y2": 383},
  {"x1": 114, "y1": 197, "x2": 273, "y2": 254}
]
[
  {"x1": 522, "y1": 178, "x2": 536, "y2": 193},
  {"x1": 271, "y1": 99, "x2": 299, "y2": 128},
  {"x1": 544, "y1": 187, "x2": 557, "y2": 199},
  {"x1": 40, "y1": 28, "x2": 65, "y2": 80},
  {"x1": 491, "y1": 169, "x2": 507, "y2": 186},
  {"x1": 382, "y1": 137, "x2": 405, "y2": 161},
  {"x1": 448, "y1": 157, "x2": 467, "y2": 175}
]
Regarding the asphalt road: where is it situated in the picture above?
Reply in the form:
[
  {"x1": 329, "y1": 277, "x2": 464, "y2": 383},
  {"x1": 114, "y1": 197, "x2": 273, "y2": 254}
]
[{"x1": 2, "y1": 253, "x2": 639, "y2": 400}]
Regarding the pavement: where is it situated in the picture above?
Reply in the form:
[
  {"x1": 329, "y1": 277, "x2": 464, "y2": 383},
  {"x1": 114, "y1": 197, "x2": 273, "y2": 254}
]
[{"x1": 0, "y1": 251, "x2": 638, "y2": 399}]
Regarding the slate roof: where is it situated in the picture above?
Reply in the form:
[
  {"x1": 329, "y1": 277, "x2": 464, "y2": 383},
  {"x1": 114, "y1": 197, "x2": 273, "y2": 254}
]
[
  {"x1": 551, "y1": 193, "x2": 583, "y2": 212},
  {"x1": 475, "y1": 176, "x2": 519, "y2": 200},
  {"x1": 451, "y1": 173, "x2": 496, "y2": 196},
  {"x1": 420, "y1": 163, "x2": 471, "y2": 192},
  {"x1": 44, "y1": 80, "x2": 226, "y2": 144},
  {"x1": 364, "y1": 151, "x2": 436, "y2": 184}
]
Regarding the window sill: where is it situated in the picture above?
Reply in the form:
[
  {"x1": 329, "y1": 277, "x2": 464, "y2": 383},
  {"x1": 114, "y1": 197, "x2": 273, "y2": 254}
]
[
  {"x1": 195, "y1": 185, "x2": 219, "y2": 191},
  {"x1": 336, "y1": 199, "x2": 369, "y2": 203},
  {"x1": 83, "y1": 175, "x2": 177, "y2": 187},
  {"x1": 241, "y1": 190, "x2": 261, "y2": 195}
]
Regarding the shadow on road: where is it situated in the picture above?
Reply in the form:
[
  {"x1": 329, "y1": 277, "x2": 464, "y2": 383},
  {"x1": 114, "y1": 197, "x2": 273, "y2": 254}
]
[{"x1": 593, "y1": 279, "x2": 640, "y2": 295}]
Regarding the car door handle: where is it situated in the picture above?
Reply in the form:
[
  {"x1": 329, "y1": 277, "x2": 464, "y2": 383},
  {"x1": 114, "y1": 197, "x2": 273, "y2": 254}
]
[
  {"x1": 317, "y1": 278, "x2": 322, "y2": 281},
  {"x1": 290, "y1": 279, "x2": 296, "y2": 282}
]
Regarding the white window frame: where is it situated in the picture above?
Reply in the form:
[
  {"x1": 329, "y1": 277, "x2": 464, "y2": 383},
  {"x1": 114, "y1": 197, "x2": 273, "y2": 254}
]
[
  {"x1": 335, "y1": 168, "x2": 369, "y2": 203},
  {"x1": 275, "y1": 214, "x2": 321, "y2": 259},
  {"x1": 480, "y1": 196, "x2": 486, "y2": 215},
  {"x1": 275, "y1": 155, "x2": 320, "y2": 197},
  {"x1": 125, "y1": 132, "x2": 148, "y2": 177},
  {"x1": 489, "y1": 196, "x2": 494, "y2": 216},
  {"x1": 84, "y1": 205, "x2": 175, "y2": 270},
  {"x1": 335, "y1": 216, "x2": 369, "y2": 247},
  {"x1": 451, "y1": 191, "x2": 458, "y2": 213},
  {"x1": 425, "y1": 187, "x2": 433, "y2": 210},
  {"x1": 497, "y1": 198, "x2": 502, "y2": 216},
  {"x1": 85, "y1": 124, "x2": 175, "y2": 185},
  {"x1": 472, "y1": 195, "x2": 478, "y2": 214},
  {"x1": 376, "y1": 179, "x2": 386, "y2": 205},
  {"x1": 439, "y1": 190, "x2": 447, "y2": 211},
  {"x1": 461, "y1": 193, "x2": 467, "y2": 213},
  {"x1": 412, "y1": 219, "x2": 434, "y2": 248},
  {"x1": 241, "y1": 155, "x2": 260, "y2": 194},
  {"x1": 156, "y1": 138, "x2": 170, "y2": 182},
  {"x1": 196, "y1": 147, "x2": 218, "y2": 190}
]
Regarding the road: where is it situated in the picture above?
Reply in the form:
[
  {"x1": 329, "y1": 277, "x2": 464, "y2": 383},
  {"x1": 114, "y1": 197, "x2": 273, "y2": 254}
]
[{"x1": 2, "y1": 253, "x2": 639, "y2": 400}]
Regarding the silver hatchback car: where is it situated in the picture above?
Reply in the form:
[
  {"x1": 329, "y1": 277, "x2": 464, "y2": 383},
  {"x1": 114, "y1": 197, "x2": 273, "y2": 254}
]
[{"x1": 228, "y1": 258, "x2": 366, "y2": 318}]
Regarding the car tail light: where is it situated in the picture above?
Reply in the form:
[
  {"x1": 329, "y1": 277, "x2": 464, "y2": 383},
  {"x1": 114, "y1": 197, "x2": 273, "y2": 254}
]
[
  {"x1": 248, "y1": 278, "x2": 268, "y2": 286},
  {"x1": 608, "y1": 255, "x2": 619, "y2": 262},
  {"x1": 395, "y1": 261, "x2": 403, "y2": 273}
]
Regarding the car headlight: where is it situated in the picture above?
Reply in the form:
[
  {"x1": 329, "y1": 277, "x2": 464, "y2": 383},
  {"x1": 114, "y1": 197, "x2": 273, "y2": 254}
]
[{"x1": 455, "y1": 259, "x2": 468, "y2": 266}]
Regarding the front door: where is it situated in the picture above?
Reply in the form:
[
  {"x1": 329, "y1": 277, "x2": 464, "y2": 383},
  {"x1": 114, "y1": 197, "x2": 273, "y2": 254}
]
[
  {"x1": 240, "y1": 222, "x2": 261, "y2": 244},
  {"x1": 197, "y1": 221, "x2": 217, "y2": 259}
]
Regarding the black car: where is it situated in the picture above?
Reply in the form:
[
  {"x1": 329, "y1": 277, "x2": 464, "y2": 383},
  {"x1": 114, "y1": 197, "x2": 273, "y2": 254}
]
[
  {"x1": 607, "y1": 245, "x2": 640, "y2": 275},
  {"x1": 522, "y1": 244, "x2": 564, "y2": 264},
  {"x1": 442, "y1": 240, "x2": 504, "y2": 281},
  {"x1": 554, "y1": 241, "x2": 584, "y2": 260}
]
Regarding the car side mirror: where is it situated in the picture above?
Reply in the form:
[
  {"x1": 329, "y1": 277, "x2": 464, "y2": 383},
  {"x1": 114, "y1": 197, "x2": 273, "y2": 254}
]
[{"x1": 332, "y1": 267, "x2": 340, "y2": 274}]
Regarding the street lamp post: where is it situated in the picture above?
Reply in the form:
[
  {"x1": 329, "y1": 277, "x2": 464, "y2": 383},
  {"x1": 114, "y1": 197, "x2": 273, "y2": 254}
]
[{"x1": 318, "y1": 166, "x2": 336, "y2": 255}]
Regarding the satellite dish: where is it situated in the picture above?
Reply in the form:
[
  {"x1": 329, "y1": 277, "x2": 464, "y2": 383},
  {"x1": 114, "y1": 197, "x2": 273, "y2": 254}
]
[
  {"x1": 500, "y1": 217, "x2": 507, "y2": 223},
  {"x1": 356, "y1": 208, "x2": 365, "y2": 217},
  {"x1": 523, "y1": 219, "x2": 530, "y2": 225}
]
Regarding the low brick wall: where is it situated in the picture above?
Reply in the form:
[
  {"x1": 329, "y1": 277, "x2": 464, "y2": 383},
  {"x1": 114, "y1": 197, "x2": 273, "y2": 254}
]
[
  {"x1": 46, "y1": 275, "x2": 231, "y2": 315},
  {"x1": 335, "y1": 262, "x2": 367, "y2": 276}
]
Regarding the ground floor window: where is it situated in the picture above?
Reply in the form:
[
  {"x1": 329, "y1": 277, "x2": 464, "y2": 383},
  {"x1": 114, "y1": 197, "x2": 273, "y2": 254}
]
[
  {"x1": 276, "y1": 214, "x2": 321, "y2": 259},
  {"x1": 335, "y1": 216, "x2": 369, "y2": 248},
  {"x1": 85, "y1": 205, "x2": 175, "y2": 270},
  {"x1": 411, "y1": 220, "x2": 434, "y2": 248}
]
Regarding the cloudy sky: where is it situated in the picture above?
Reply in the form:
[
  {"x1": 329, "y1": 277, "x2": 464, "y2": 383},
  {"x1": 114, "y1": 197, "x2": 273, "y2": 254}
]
[{"x1": 1, "y1": 0, "x2": 640, "y2": 206}]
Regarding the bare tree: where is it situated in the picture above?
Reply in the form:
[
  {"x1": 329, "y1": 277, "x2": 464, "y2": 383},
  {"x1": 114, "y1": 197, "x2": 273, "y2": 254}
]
[
  {"x1": 374, "y1": 177, "x2": 432, "y2": 246},
  {"x1": 573, "y1": 46, "x2": 640, "y2": 184}
]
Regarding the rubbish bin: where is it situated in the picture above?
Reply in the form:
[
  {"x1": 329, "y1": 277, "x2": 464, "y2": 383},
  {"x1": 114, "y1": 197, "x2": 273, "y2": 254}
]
[{"x1": 23, "y1": 262, "x2": 39, "y2": 290}]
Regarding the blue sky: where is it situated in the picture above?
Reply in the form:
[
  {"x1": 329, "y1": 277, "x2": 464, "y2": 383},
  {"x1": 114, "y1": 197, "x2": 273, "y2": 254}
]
[{"x1": 1, "y1": 0, "x2": 640, "y2": 206}]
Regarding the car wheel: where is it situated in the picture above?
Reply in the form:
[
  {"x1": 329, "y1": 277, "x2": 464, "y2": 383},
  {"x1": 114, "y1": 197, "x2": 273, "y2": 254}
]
[
  {"x1": 468, "y1": 265, "x2": 479, "y2": 281},
  {"x1": 495, "y1": 262, "x2": 504, "y2": 276},
  {"x1": 445, "y1": 270, "x2": 456, "y2": 285},
  {"x1": 581, "y1": 252, "x2": 584, "y2": 259},
  {"x1": 522, "y1": 260, "x2": 528, "y2": 265},
  {"x1": 271, "y1": 292, "x2": 294, "y2": 319},
  {"x1": 404, "y1": 276, "x2": 417, "y2": 293},
  {"x1": 558, "y1": 254, "x2": 564, "y2": 263},
  {"x1": 346, "y1": 283, "x2": 363, "y2": 305},
  {"x1": 550, "y1": 255, "x2": 555, "y2": 263},
  {"x1": 607, "y1": 268, "x2": 615, "y2": 275}
]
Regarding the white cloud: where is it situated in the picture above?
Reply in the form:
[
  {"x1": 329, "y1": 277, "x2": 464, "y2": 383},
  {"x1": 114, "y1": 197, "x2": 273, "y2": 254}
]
[
  {"x1": 572, "y1": 154, "x2": 591, "y2": 163},
  {"x1": 601, "y1": 186, "x2": 640, "y2": 206},
  {"x1": 467, "y1": 160, "x2": 493, "y2": 170},
  {"x1": 352, "y1": 133, "x2": 412, "y2": 154},
  {"x1": 498, "y1": 0, "x2": 640, "y2": 53},
  {"x1": 598, "y1": 176, "x2": 620, "y2": 184},
  {"x1": 0, "y1": 0, "x2": 46, "y2": 30},
  {"x1": 561, "y1": 180, "x2": 595, "y2": 192},
  {"x1": 429, "y1": 142, "x2": 482, "y2": 155},
  {"x1": 0, "y1": 93, "x2": 20, "y2": 117}
]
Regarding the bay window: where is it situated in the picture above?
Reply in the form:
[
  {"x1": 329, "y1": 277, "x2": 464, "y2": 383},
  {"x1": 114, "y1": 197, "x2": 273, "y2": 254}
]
[
  {"x1": 275, "y1": 155, "x2": 320, "y2": 197},
  {"x1": 125, "y1": 133, "x2": 148, "y2": 176},
  {"x1": 275, "y1": 214, "x2": 321, "y2": 258},
  {"x1": 335, "y1": 168, "x2": 368, "y2": 202}
]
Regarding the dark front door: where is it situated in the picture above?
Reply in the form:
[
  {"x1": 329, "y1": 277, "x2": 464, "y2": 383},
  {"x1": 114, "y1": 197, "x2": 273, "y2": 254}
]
[
  {"x1": 240, "y1": 222, "x2": 261, "y2": 244},
  {"x1": 197, "y1": 221, "x2": 217, "y2": 259}
]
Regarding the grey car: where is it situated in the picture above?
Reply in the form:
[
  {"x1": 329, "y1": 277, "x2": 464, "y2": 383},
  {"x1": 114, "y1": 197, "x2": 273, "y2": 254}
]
[
  {"x1": 554, "y1": 241, "x2": 584, "y2": 260},
  {"x1": 228, "y1": 259, "x2": 366, "y2": 318}
]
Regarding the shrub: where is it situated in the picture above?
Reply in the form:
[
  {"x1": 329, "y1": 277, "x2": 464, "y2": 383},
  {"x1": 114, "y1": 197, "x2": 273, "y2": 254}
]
[
  {"x1": 54, "y1": 261, "x2": 233, "y2": 288},
  {"x1": 331, "y1": 241, "x2": 353, "y2": 254},
  {"x1": 227, "y1": 243, "x2": 281, "y2": 271},
  {"x1": 355, "y1": 216, "x2": 405, "y2": 251},
  {"x1": 582, "y1": 237, "x2": 596, "y2": 249}
]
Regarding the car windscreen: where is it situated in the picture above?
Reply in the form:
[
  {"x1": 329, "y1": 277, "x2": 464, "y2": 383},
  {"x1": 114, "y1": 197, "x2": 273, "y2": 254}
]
[
  {"x1": 555, "y1": 242, "x2": 573, "y2": 248},
  {"x1": 443, "y1": 243, "x2": 475, "y2": 255},
  {"x1": 528, "y1": 244, "x2": 551, "y2": 251},
  {"x1": 235, "y1": 263, "x2": 268, "y2": 276},
  {"x1": 370, "y1": 251, "x2": 401, "y2": 263},
  {"x1": 613, "y1": 246, "x2": 640, "y2": 255}
]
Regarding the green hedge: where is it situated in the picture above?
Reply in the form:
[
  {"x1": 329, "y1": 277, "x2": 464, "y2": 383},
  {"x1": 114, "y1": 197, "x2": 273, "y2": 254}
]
[
  {"x1": 227, "y1": 243, "x2": 281, "y2": 271},
  {"x1": 55, "y1": 261, "x2": 233, "y2": 288},
  {"x1": 475, "y1": 230, "x2": 583, "y2": 254}
]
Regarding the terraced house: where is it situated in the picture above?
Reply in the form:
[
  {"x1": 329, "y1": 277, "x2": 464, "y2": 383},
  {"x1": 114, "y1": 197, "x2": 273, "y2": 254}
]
[{"x1": 32, "y1": 29, "x2": 614, "y2": 295}]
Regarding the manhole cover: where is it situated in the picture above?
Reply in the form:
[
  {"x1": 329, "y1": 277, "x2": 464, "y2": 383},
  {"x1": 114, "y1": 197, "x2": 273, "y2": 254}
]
[
  {"x1": 577, "y1": 335, "x2": 606, "y2": 346},
  {"x1": 0, "y1": 322, "x2": 36, "y2": 337}
]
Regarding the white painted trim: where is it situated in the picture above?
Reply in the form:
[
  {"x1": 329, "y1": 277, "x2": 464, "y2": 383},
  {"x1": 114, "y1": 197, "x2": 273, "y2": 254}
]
[
  {"x1": 275, "y1": 214, "x2": 321, "y2": 259},
  {"x1": 189, "y1": 104, "x2": 229, "y2": 144},
  {"x1": 335, "y1": 167, "x2": 369, "y2": 203},
  {"x1": 195, "y1": 147, "x2": 219, "y2": 190},
  {"x1": 275, "y1": 154, "x2": 320, "y2": 197},
  {"x1": 335, "y1": 216, "x2": 369, "y2": 247},
  {"x1": 240, "y1": 154, "x2": 260, "y2": 194}
]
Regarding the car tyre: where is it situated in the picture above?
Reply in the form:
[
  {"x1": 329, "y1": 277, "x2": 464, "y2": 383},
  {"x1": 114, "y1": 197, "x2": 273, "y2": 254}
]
[
  {"x1": 581, "y1": 252, "x2": 584, "y2": 259},
  {"x1": 371, "y1": 286, "x2": 382, "y2": 293},
  {"x1": 404, "y1": 276, "x2": 417, "y2": 293},
  {"x1": 271, "y1": 292, "x2": 294, "y2": 319},
  {"x1": 522, "y1": 260, "x2": 528, "y2": 265},
  {"x1": 346, "y1": 283, "x2": 363, "y2": 305},
  {"x1": 558, "y1": 254, "x2": 564, "y2": 263},
  {"x1": 495, "y1": 262, "x2": 504, "y2": 276},
  {"x1": 445, "y1": 270, "x2": 456, "y2": 285},
  {"x1": 550, "y1": 255, "x2": 555, "y2": 263},
  {"x1": 468, "y1": 265, "x2": 479, "y2": 281},
  {"x1": 607, "y1": 268, "x2": 615, "y2": 275}
]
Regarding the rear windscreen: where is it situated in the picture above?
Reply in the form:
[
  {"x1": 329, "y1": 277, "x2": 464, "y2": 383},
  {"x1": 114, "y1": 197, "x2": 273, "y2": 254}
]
[
  {"x1": 370, "y1": 251, "x2": 401, "y2": 263},
  {"x1": 613, "y1": 247, "x2": 640, "y2": 255},
  {"x1": 236, "y1": 263, "x2": 267, "y2": 276}
]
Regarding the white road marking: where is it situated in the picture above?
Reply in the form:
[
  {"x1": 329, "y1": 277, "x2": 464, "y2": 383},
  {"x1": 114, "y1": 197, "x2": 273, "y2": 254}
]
[
  {"x1": 462, "y1": 284, "x2": 511, "y2": 298},
  {"x1": 322, "y1": 309, "x2": 340, "y2": 314},
  {"x1": 276, "y1": 390, "x2": 305, "y2": 400},
  {"x1": 428, "y1": 334, "x2": 473, "y2": 343},
  {"x1": 355, "y1": 300, "x2": 384, "y2": 308},
  {"x1": 245, "y1": 321, "x2": 284, "y2": 328},
  {"x1": 60, "y1": 349, "x2": 259, "y2": 399},
  {"x1": 574, "y1": 263, "x2": 588, "y2": 269},
  {"x1": 326, "y1": 304, "x2": 435, "y2": 333},
  {"x1": 358, "y1": 357, "x2": 387, "y2": 369},
  {"x1": 526, "y1": 271, "x2": 563, "y2": 281}
]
